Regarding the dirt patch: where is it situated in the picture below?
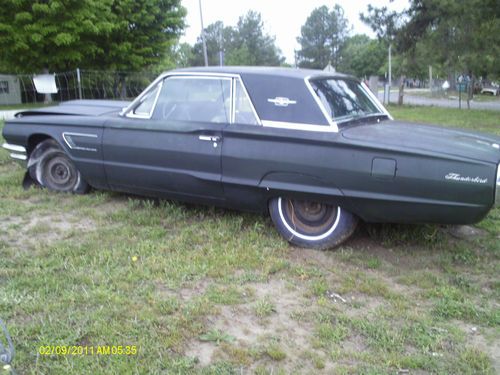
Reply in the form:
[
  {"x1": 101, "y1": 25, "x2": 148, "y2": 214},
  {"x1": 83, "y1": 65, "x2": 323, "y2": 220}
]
[
  {"x1": 444, "y1": 225, "x2": 488, "y2": 240},
  {"x1": 456, "y1": 322, "x2": 500, "y2": 373},
  {"x1": 155, "y1": 278, "x2": 211, "y2": 301},
  {"x1": 0, "y1": 211, "x2": 97, "y2": 250},
  {"x1": 183, "y1": 278, "x2": 370, "y2": 373}
]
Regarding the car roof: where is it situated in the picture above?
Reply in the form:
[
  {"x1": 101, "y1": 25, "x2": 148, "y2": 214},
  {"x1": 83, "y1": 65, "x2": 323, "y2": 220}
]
[{"x1": 170, "y1": 66, "x2": 355, "y2": 81}]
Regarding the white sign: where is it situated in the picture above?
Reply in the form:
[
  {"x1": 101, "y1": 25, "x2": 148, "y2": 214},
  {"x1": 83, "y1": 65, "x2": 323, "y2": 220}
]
[{"x1": 33, "y1": 74, "x2": 58, "y2": 94}]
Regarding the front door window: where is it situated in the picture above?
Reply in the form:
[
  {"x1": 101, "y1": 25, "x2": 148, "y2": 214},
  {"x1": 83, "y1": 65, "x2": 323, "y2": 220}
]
[{"x1": 152, "y1": 77, "x2": 231, "y2": 124}]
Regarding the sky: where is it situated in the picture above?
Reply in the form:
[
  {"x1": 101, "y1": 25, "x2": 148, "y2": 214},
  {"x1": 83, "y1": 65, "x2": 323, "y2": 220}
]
[{"x1": 180, "y1": 0, "x2": 409, "y2": 64}]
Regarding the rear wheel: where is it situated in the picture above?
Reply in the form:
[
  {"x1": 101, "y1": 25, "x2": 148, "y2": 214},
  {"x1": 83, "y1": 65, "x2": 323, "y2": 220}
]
[
  {"x1": 28, "y1": 139, "x2": 89, "y2": 194},
  {"x1": 269, "y1": 197, "x2": 358, "y2": 250}
]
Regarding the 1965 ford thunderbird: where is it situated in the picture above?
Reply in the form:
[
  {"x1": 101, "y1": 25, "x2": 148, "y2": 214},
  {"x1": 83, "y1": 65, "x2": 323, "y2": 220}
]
[{"x1": 2, "y1": 67, "x2": 500, "y2": 249}]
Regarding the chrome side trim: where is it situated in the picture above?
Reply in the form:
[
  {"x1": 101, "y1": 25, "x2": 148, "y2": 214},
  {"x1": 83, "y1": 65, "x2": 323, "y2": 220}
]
[
  {"x1": 262, "y1": 120, "x2": 337, "y2": 132},
  {"x1": 495, "y1": 163, "x2": 500, "y2": 206},
  {"x1": 2, "y1": 143, "x2": 26, "y2": 153},
  {"x1": 304, "y1": 76, "x2": 339, "y2": 132},
  {"x1": 62, "y1": 132, "x2": 98, "y2": 152},
  {"x1": 10, "y1": 153, "x2": 27, "y2": 160},
  {"x1": 2, "y1": 143, "x2": 27, "y2": 165}
]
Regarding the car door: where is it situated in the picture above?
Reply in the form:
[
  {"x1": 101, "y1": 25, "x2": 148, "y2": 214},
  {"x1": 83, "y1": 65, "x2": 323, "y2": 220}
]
[{"x1": 102, "y1": 74, "x2": 232, "y2": 200}]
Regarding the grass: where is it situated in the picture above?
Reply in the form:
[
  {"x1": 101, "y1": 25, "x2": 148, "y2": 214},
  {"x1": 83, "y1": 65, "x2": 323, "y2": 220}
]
[
  {"x1": 405, "y1": 89, "x2": 500, "y2": 103},
  {"x1": 1, "y1": 105, "x2": 499, "y2": 374},
  {"x1": 388, "y1": 105, "x2": 500, "y2": 135}
]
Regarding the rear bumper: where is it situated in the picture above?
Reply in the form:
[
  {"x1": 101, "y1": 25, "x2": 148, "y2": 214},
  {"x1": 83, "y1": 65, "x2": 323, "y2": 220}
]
[{"x1": 2, "y1": 142, "x2": 27, "y2": 167}]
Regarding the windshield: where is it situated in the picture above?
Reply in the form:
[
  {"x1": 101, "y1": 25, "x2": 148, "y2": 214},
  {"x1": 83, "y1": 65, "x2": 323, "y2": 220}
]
[{"x1": 310, "y1": 78, "x2": 384, "y2": 125}]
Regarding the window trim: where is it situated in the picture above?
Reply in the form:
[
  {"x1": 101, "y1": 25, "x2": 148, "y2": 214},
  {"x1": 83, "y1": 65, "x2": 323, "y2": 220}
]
[
  {"x1": 126, "y1": 81, "x2": 163, "y2": 119},
  {"x1": 232, "y1": 77, "x2": 261, "y2": 126},
  {"x1": 122, "y1": 72, "x2": 262, "y2": 125},
  {"x1": 305, "y1": 76, "x2": 392, "y2": 131}
]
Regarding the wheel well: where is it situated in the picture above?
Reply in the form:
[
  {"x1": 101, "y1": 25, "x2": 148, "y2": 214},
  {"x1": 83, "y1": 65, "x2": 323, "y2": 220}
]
[{"x1": 27, "y1": 134, "x2": 53, "y2": 155}]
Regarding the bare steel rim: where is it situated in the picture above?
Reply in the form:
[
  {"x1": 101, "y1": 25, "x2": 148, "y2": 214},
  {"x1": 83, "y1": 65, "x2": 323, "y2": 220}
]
[
  {"x1": 277, "y1": 197, "x2": 341, "y2": 241},
  {"x1": 41, "y1": 151, "x2": 79, "y2": 191}
]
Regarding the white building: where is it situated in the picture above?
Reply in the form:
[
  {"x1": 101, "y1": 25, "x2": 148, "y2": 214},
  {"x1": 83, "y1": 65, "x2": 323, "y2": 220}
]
[{"x1": 0, "y1": 74, "x2": 22, "y2": 105}]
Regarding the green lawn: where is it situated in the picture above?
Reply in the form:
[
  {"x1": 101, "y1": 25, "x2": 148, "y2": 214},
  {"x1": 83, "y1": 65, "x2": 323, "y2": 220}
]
[
  {"x1": 0, "y1": 107, "x2": 499, "y2": 374},
  {"x1": 403, "y1": 90, "x2": 500, "y2": 103},
  {"x1": 388, "y1": 105, "x2": 500, "y2": 135}
]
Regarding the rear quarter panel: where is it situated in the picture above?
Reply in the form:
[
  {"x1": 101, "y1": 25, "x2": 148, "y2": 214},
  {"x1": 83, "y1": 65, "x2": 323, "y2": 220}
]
[{"x1": 222, "y1": 124, "x2": 496, "y2": 224}]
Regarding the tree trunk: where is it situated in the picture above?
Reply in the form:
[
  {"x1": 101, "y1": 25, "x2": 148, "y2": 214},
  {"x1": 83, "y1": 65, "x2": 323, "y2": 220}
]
[
  {"x1": 120, "y1": 75, "x2": 127, "y2": 99},
  {"x1": 42, "y1": 68, "x2": 53, "y2": 104},
  {"x1": 398, "y1": 75, "x2": 406, "y2": 106},
  {"x1": 467, "y1": 72, "x2": 474, "y2": 110}
]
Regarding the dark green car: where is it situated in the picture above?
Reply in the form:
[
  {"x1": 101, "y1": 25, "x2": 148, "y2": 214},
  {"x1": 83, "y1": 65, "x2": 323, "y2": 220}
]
[{"x1": 2, "y1": 67, "x2": 500, "y2": 249}]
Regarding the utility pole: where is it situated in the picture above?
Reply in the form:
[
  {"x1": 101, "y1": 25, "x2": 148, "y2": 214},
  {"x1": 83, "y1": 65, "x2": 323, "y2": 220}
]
[
  {"x1": 388, "y1": 43, "x2": 392, "y2": 104},
  {"x1": 429, "y1": 65, "x2": 433, "y2": 93},
  {"x1": 219, "y1": 24, "x2": 224, "y2": 66},
  {"x1": 198, "y1": 0, "x2": 208, "y2": 67}
]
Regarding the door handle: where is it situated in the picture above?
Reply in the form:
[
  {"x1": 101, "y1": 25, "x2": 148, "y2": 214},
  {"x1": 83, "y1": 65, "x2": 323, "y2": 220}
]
[{"x1": 198, "y1": 135, "x2": 221, "y2": 142}]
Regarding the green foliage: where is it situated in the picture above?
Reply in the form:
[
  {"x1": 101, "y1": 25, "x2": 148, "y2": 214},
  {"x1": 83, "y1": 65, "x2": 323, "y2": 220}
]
[
  {"x1": 362, "y1": 0, "x2": 500, "y2": 80},
  {"x1": 189, "y1": 12, "x2": 284, "y2": 67},
  {"x1": 337, "y1": 35, "x2": 386, "y2": 78},
  {"x1": 398, "y1": 0, "x2": 500, "y2": 78},
  {"x1": 264, "y1": 343, "x2": 286, "y2": 361},
  {"x1": 101, "y1": 0, "x2": 185, "y2": 72},
  {"x1": 199, "y1": 329, "x2": 235, "y2": 345},
  {"x1": 254, "y1": 297, "x2": 276, "y2": 318},
  {"x1": 0, "y1": 0, "x2": 185, "y2": 73},
  {"x1": 296, "y1": 5, "x2": 350, "y2": 69}
]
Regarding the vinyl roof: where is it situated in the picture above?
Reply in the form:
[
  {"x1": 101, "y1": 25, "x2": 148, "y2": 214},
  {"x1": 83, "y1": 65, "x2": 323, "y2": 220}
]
[{"x1": 171, "y1": 66, "x2": 354, "y2": 80}]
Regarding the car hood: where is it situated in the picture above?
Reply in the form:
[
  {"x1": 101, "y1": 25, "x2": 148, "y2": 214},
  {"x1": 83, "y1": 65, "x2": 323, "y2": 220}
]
[
  {"x1": 342, "y1": 120, "x2": 500, "y2": 164},
  {"x1": 15, "y1": 100, "x2": 131, "y2": 117}
]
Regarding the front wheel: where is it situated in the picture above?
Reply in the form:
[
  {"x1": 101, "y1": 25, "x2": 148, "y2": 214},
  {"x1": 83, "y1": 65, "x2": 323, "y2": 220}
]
[
  {"x1": 28, "y1": 139, "x2": 89, "y2": 194},
  {"x1": 268, "y1": 197, "x2": 358, "y2": 250}
]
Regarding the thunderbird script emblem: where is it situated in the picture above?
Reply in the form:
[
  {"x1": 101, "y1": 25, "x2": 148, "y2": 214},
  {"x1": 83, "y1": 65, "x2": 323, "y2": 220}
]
[{"x1": 445, "y1": 173, "x2": 488, "y2": 184}]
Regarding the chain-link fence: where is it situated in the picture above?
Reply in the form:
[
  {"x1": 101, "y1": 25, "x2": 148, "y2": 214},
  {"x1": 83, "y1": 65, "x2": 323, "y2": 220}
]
[{"x1": 0, "y1": 69, "x2": 157, "y2": 106}]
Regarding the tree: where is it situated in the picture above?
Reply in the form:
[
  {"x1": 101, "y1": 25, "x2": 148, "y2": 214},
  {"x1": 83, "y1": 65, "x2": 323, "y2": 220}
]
[
  {"x1": 296, "y1": 5, "x2": 350, "y2": 69},
  {"x1": 0, "y1": 0, "x2": 111, "y2": 73},
  {"x1": 361, "y1": 4, "x2": 405, "y2": 103},
  {"x1": 397, "y1": 0, "x2": 500, "y2": 80},
  {"x1": 174, "y1": 42, "x2": 195, "y2": 68},
  {"x1": 189, "y1": 11, "x2": 284, "y2": 66},
  {"x1": 189, "y1": 21, "x2": 235, "y2": 66},
  {"x1": 0, "y1": 0, "x2": 185, "y2": 73},
  {"x1": 228, "y1": 11, "x2": 283, "y2": 66},
  {"x1": 337, "y1": 35, "x2": 386, "y2": 78},
  {"x1": 98, "y1": 0, "x2": 185, "y2": 72}
]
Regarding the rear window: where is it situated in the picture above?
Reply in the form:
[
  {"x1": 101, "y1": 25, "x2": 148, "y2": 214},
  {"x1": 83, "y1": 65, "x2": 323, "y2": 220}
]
[{"x1": 310, "y1": 78, "x2": 381, "y2": 123}]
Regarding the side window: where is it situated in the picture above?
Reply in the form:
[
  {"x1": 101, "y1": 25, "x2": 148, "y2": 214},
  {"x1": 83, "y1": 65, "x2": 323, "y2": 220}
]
[
  {"x1": 132, "y1": 83, "x2": 161, "y2": 117},
  {"x1": 0, "y1": 81, "x2": 9, "y2": 94},
  {"x1": 153, "y1": 77, "x2": 231, "y2": 123},
  {"x1": 234, "y1": 79, "x2": 259, "y2": 125}
]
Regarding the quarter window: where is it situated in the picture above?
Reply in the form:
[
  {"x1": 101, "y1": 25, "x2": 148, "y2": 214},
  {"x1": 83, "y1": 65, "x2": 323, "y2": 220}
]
[
  {"x1": 132, "y1": 83, "x2": 161, "y2": 117},
  {"x1": 233, "y1": 79, "x2": 259, "y2": 125},
  {"x1": 153, "y1": 77, "x2": 231, "y2": 123}
]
